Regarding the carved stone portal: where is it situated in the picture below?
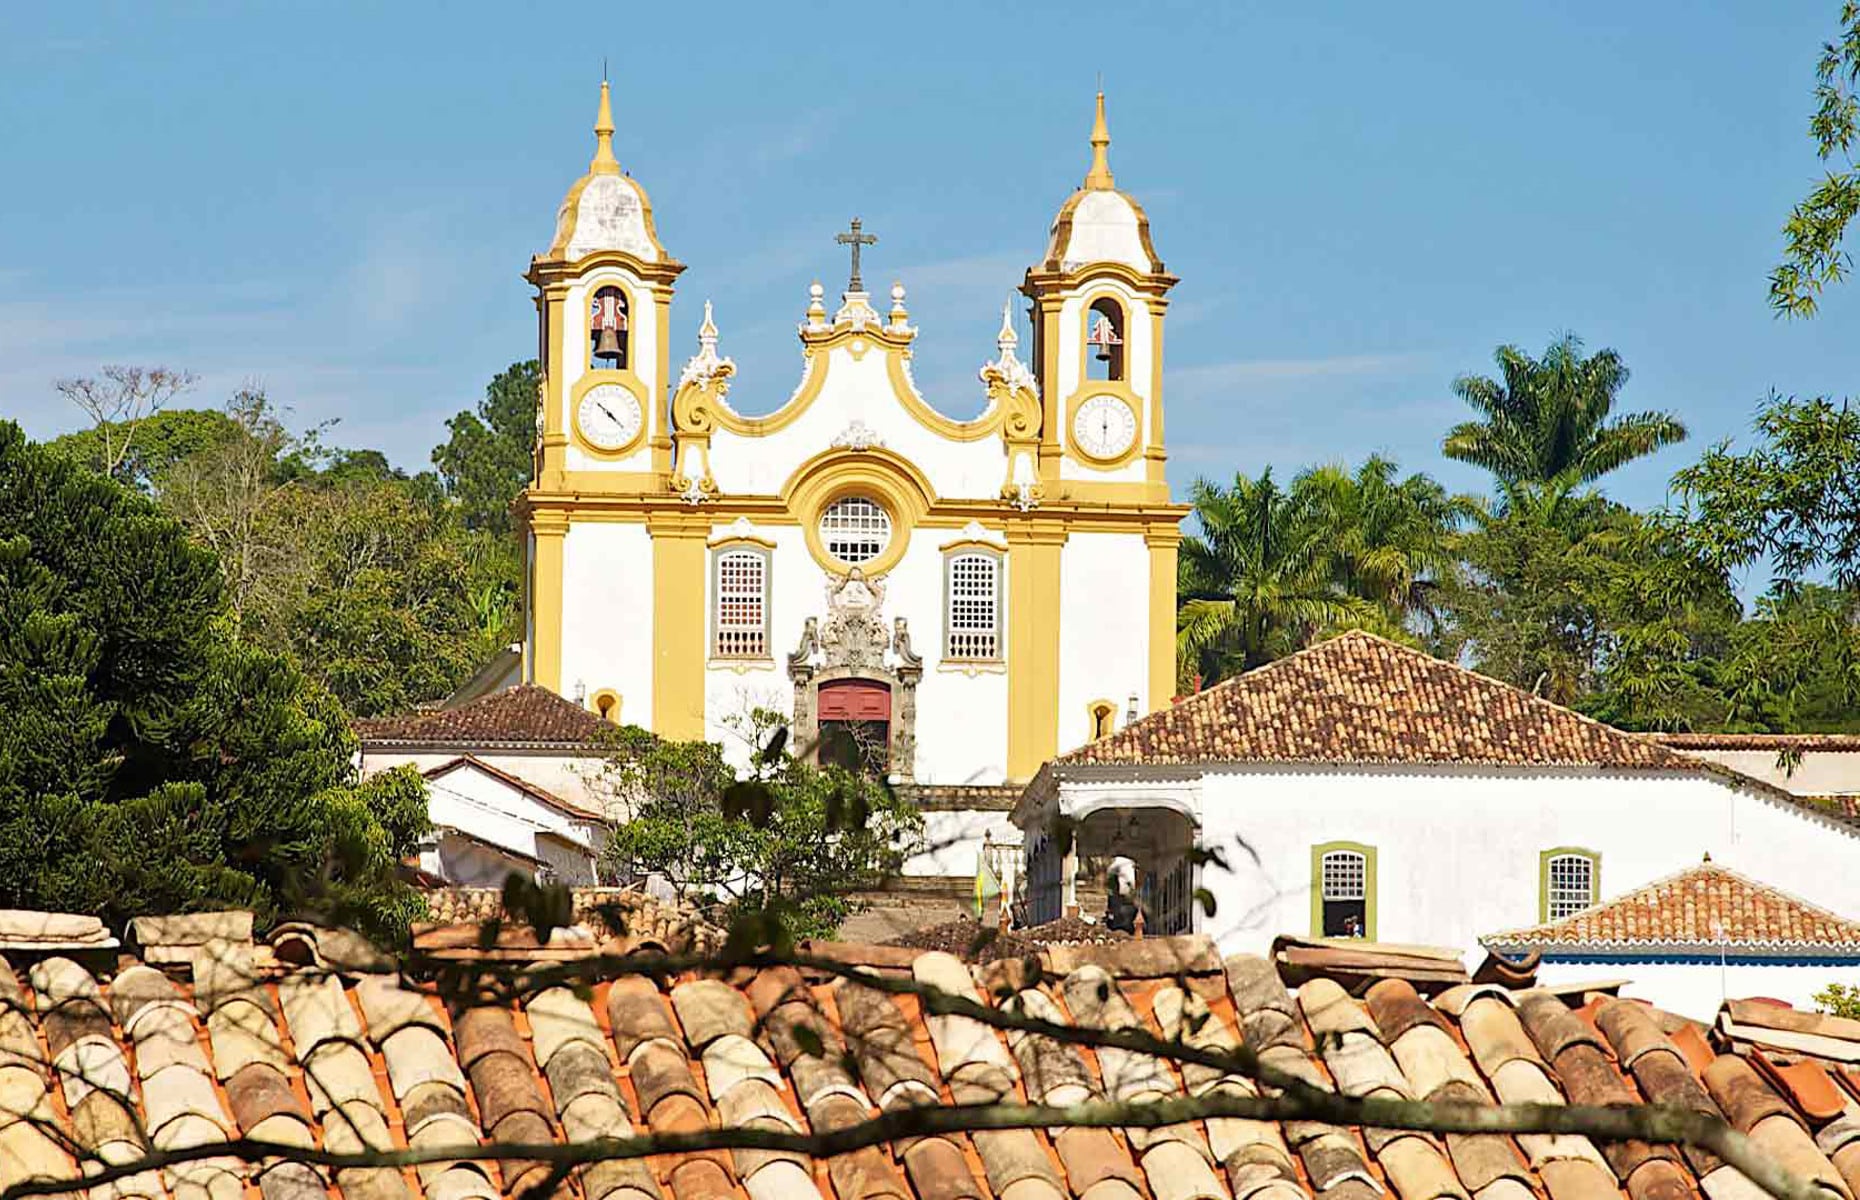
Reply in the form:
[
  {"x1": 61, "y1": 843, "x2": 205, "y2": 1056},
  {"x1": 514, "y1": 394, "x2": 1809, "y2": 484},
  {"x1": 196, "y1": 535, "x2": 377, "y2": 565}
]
[{"x1": 786, "y1": 569, "x2": 922, "y2": 780}]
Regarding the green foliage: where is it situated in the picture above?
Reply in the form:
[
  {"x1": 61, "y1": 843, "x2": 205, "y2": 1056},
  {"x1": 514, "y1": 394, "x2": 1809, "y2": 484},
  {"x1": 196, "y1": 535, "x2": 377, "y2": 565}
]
[
  {"x1": 1817, "y1": 981, "x2": 1860, "y2": 1019},
  {"x1": 0, "y1": 421, "x2": 428, "y2": 940},
  {"x1": 1178, "y1": 457, "x2": 1468, "y2": 684},
  {"x1": 1773, "y1": 2, "x2": 1860, "y2": 317},
  {"x1": 153, "y1": 388, "x2": 513, "y2": 716},
  {"x1": 1443, "y1": 334, "x2": 1686, "y2": 513},
  {"x1": 46, "y1": 407, "x2": 243, "y2": 493},
  {"x1": 1675, "y1": 394, "x2": 1860, "y2": 590},
  {"x1": 432, "y1": 361, "x2": 540, "y2": 538},
  {"x1": 596, "y1": 723, "x2": 923, "y2": 940}
]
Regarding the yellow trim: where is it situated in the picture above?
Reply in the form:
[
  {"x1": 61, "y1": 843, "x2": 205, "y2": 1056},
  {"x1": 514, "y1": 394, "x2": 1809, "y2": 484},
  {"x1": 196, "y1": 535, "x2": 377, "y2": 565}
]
[
  {"x1": 884, "y1": 352, "x2": 1009, "y2": 442},
  {"x1": 523, "y1": 484, "x2": 1186, "y2": 529},
  {"x1": 783, "y1": 447, "x2": 934, "y2": 577},
  {"x1": 569, "y1": 370, "x2": 650, "y2": 458},
  {"x1": 590, "y1": 689, "x2": 622, "y2": 724},
  {"x1": 1310, "y1": 841, "x2": 1378, "y2": 940},
  {"x1": 937, "y1": 531, "x2": 1008, "y2": 554},
  {"x1": 1539, "y1": 847, "x2": 1602, "y2": 922},
  {"x1": 1147, "y1": 526, "x2": 1180, "y2": 711},
  {"x1": 649, "y1": 514, "x2": 707, "y2": 739},
  {"x1": 1147, "y1": 307, "x2": 1167, "y2": 484},
  {"x1": 529, "y1": 512, "x2": 568, "y2": 692},
  {"x1": 1006, "y1": 521, "x2": 1066, "y2": 780},
  {"x1": 707, "y1": 530, "x2": 777, "y2": 551},
  {"x1": 1086, "y1": 698, "x2": 1117, "y2": 741}
]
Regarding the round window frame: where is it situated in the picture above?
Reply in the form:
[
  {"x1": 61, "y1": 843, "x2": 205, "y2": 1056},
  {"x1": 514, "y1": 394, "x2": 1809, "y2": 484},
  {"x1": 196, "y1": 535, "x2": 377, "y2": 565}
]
[{"x1": 817, "y1": 494, "x2": 894, "y2": 570}]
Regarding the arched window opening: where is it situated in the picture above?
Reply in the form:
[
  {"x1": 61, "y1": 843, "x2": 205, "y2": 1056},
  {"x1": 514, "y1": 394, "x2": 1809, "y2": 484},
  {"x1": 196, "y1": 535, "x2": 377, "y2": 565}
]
[
  {"x1": 1543, "y1": 850, "x2": 1599, "y2": 920},
  {"x1": 1089, "y1": 701, "x2": 1116, "y2": 740},
  {"x1": 592, "y1": 690, "x2": 621, "y2": 724},
  {"x1": 1318, "y1": 847, "x2": 1370, "y2": 938},
  {"x1": 1085, "y1": 297, "x2": 1125, "y2": 382},
  {"x1": 589, "y1": 285, "x2": 629, "y2": 370}
]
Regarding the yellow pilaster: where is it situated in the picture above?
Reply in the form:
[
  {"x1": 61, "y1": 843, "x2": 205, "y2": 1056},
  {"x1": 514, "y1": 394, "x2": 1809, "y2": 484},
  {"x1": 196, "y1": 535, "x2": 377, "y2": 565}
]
[
  {"x1": 651, "y1": 286, "x2": 675, "y2": 478},
  {"x1": 1007, "y1": 520, "x2": 1067, "y2": 780},
  {"x1": 649, "y1": 512, "x2": 708, "y2": 740},
  {"x1": 529, "y1": 511, "x2": 569, "y2": 692},
  {"x1": 538, "y1": 285, "x2": 570, "y2": 490},
  {"x1": 1146, "y1": 524, "x2": 1180, "y2": 711}
]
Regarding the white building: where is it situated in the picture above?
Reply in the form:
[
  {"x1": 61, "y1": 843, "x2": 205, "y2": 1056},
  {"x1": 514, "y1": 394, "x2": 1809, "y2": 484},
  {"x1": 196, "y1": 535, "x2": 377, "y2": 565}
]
[
  {"x1": 1654, "y1": 732, "x2": 1860, "y2": 811},
  {"x1": 1483, "y1": 860, "x2": 1860, "y2": 1020},
  {"x1": 1013, "y1": 631, "x2": 1860, "y2": 969}
]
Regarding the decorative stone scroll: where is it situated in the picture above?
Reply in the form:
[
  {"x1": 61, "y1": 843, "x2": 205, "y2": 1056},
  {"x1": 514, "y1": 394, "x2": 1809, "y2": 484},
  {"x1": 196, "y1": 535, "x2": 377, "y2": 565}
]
[{"x1": 785, "y1": 569, "x2": 922, "y2": 780}]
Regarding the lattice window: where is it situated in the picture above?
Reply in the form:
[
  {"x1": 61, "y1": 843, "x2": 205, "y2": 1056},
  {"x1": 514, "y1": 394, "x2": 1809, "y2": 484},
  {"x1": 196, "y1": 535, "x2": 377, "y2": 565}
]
[
  {"x1": 1319, "y1": 848, "x2": 1369, "y2": 938},
  {"x1": 713, "y1": 549, "x2": 769, "y2": 658},
  {"x1": 1546, "y1": 853, "x2": 1597, "y2": 920},
  {"x1": 821, "y1": 497, "x2": 890, "y2": 565},
  {"x1": 945, "y1": 552, "x2": 1001, "y2": 660}
]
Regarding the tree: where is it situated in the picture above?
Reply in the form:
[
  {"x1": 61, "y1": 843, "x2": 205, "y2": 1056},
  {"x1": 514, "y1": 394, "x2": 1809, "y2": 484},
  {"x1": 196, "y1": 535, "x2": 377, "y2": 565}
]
[
  {"x1": 596, "y1": 720, "x2": 923, "y2": 939},
  {"x1": 0, "y1": 421, "x2": 428, "y2": 940},
  {"x1": 47, "y1": 406, "x2": 242, "y2": 493},
  {"x1": 1772, "y1": 2, "x2": 1860, "y2": 317},
  {"x1": 1675, "y1": 393, "x2": 1860, "y2": 590},
  {"x1": 54, "y1": 365, "x2": 199, "y2": 483},
  {"x1": 432, "y1": 360, "x2": 540, "y2": 537},
  {"x1": 1443, "y1": 334, "x2": 1687, "y2": 514}
]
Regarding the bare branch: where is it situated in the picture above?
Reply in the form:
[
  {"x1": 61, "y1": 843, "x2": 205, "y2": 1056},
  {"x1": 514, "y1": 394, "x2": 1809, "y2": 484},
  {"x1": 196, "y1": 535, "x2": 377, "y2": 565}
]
[{"x1": 55, "y1": 364, "x2": 196, "y2": 478}]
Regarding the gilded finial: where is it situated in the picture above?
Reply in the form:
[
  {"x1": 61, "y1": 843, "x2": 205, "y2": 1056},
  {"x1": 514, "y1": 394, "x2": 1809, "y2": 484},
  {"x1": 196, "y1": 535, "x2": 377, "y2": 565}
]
[
  {"x1": 996, "y1": 301, "x2": 1018, "y2": 351},
  {"x1": 590, "y1": 79, "x2": 619, "y2": 175},
  {"x1": 1084, "y1": 90, "x2": 1114, "y2": 190}
]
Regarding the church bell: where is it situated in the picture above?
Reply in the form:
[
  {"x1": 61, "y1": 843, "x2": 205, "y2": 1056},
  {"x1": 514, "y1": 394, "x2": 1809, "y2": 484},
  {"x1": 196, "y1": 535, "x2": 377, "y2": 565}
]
[
  {"x1": 593, "y1": 325, "x2": 623, "y2": 362},
  {"x1": 590, "y1": 292, "x2": 627, "y2": 363},
  {"x1": 1087, "y1": 314, "x2": 1123, "y2": 361}
]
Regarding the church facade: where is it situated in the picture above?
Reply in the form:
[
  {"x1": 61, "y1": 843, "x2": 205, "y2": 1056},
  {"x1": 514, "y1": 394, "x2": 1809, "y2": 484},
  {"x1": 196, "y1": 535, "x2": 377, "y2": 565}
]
[{"x1": 514, "y1": 83, "x2": 1186, "y2": 788}]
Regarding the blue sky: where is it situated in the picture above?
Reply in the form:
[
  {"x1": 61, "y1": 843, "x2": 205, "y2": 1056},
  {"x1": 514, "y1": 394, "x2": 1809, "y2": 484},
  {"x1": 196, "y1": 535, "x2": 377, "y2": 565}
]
[{"x1": 3, "y1": 2, "x2": 1857, "y2": 521}]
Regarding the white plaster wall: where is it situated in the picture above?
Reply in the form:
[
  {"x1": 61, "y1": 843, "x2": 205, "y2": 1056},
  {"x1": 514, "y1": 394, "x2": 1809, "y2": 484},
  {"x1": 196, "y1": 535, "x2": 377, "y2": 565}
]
[
  {"x1": 362, "y1": 750, "x2": 612, "y2": 818},
  {"x1": 910, "y1": 812, "x2": 1023, "y2": 878},
  {"x1": 560, "y1": 521, "x2": 654, "y2": 726},
  {"x1": 707, "y1": 337, "x2": 1009, "y2": 500},
  {"x1": 1056, "y1": 532, "x2": 1152, "y2": 754},
  {"x1": 1534, "y1": 959, "x2": 1860, "y2": 1023},
  {"x1": 425, "y1": 766, "x2": 597, "y2": 869},
  {"x1": 430, "y1": 836, "x2": 536, "y2": 888},
  {"x1": 1671, "y1": 747, "x2": 1860, "y2": 797},
  {"x1": 562, "y1": 269, "x2": 659, "y2": 475},
  {"x1": 1083, "y1": 766, "x2": 1860, "y2": 957},
  {"x1": 698, "y1": 520, "x2": 1010, "y2": 787}
]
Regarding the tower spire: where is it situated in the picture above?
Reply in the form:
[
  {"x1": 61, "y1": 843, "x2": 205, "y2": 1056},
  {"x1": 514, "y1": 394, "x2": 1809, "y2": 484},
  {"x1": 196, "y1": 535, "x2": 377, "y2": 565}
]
[
  {"x1": 1084, "y1": 90, "x2": 1114, "y2": 190},
  {"x1": 590, "y1": 79, "x2": 620, "y2": 175}
]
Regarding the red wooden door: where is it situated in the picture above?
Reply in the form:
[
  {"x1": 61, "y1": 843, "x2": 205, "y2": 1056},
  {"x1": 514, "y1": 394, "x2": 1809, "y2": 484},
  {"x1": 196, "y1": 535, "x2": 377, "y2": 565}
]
[{"x1": 817, "y1": 679, "x2": 891, "y2": 721}]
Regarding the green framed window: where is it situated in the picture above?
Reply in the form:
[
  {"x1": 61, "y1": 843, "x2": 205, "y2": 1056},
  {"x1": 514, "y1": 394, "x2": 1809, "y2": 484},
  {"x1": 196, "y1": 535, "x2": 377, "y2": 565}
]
[
  {"x1": 1540, "y1": 847, "x2": 1601, "y2": 921},
  {"x1": 1310, "y1": 841, "x2": 1377, "y2": 940}
]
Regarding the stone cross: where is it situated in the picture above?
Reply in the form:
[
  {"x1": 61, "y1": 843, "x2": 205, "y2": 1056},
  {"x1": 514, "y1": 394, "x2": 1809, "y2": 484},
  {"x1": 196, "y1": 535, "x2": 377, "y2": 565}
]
[{"x1": 834, "y1": 217, "x2": 877, "y2": 292}]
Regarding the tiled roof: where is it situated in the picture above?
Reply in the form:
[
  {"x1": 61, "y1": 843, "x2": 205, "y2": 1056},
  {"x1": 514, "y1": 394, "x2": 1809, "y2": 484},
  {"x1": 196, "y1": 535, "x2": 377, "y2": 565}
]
[
  {"x1": 358, "y1": 685, "x2": 611, "y2": 749},
  {"x1": 1655, "y1": 732, "x2": 1860, "y2": 752},
  {"x1": 891, "y1": 784, "x2": 1024, "y2": 812},
  {"x1": 423, "y1": 754, "x2": 605, "y2": 821},
  {"x1": 1483, "y1": 862, "x2": 1860, "y2": 952},
  {"x1": 11, "y1": 910, "x2": 1860, "y2": 1200},
  {"x1": 1057, "y1": 631, "x2": 1735, "y2": 770}
]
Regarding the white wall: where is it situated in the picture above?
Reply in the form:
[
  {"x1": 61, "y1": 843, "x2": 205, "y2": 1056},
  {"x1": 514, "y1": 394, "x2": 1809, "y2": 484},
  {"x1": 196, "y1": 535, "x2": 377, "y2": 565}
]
[
  {"x1": 560, "y1": 522, "x2": 655, "y2": 724},
  {"x1": 1052, "y1": 765, "x2": 1860, "y2": 958},
  {"x1": 909, "y1": 811, "x2": 1023, "y2": 878},
  {"x1": 1535, "y1": 958, "x2": 1860, "y2": 1023},
  {"x1": 425, "y1": 763, "x2": 598, "y2": 870},
  {"x1": 1670, "y1": 747, "x2": 1860, "y2": 798},
  {"x1": 1056, "y1": 532, "x2": 1151, "y2": 755},
  {"x1": 363, "y1": 750, "x2": 612, "y2": 819}
]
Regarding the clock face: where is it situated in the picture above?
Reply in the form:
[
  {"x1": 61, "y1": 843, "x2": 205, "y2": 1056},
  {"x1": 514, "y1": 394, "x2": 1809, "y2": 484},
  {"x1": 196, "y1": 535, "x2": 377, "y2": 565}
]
[
  {"x1": 1072, "y1": 394, "x2": 1138, "y2": 460},
  {"x1": 576, "y1": 384, "x2": 642, "y2": 451}
]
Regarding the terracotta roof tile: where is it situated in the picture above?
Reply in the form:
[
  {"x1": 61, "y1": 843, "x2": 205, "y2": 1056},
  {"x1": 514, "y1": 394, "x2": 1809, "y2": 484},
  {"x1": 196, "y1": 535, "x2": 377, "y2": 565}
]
[
  {"x1": 1483, "y1": 863, "x2": 1860, "y2": 951},
  {"x1": 1654, "y1": 733, "x2": 1860, "y2": 752},
  {"x1": 358, "y1": 685, "x2": 609, "y2": 749},
  {"x1": 16, "y1": 909, "x2": 1860, "y2": 1200},
  {"x1": 1058, "y1": 631, "x2": 1712, "y2": 769}
]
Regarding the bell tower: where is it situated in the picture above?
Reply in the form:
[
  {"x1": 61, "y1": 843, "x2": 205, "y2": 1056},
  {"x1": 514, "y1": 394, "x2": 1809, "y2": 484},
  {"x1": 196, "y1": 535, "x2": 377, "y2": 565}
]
[
  {"x1": 527, "y1": 81, "x2": 684, "y2": 494},
  {"x1": 520, "y1": 81, "x2": 685, "y2": 695},
  {"x1": 1022, "y1": 93, "x2": 1176, "y2": 503}
]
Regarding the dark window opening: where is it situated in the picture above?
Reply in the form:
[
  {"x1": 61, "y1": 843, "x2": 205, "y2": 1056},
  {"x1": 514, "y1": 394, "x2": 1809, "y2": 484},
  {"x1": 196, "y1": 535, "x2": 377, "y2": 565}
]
[
  {"x1": 1086, "y1": 298, "x2": 1126, "y2": 381},
  {"x1": 1322, "y1": 900, "x2": 1366, "y2": 938},
  {"x1": 819, "y1": 720, "x2": 889, "y2": 775},
  {"x1": 590, "y1": 286, "x2": 629, "y2": 370}
]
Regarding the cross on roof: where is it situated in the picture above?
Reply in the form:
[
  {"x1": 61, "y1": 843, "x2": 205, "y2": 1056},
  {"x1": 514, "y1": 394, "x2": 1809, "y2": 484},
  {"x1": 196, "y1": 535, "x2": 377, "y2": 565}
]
[{"x1": 834, "y1": 217, "x2": 877, "y2": 293}]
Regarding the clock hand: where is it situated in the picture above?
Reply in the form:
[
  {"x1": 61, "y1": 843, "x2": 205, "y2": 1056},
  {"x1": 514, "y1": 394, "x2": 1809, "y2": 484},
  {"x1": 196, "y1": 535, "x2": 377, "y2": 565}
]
[{"x1": 598, "y1": 401, "x2": 620, "y2": 424}]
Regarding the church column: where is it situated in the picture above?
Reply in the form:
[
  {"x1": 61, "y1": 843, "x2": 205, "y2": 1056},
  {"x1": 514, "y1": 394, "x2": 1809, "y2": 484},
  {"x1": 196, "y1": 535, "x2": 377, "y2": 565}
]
[
  {"x1": 650, "y1": 284, "x2": 675, "y2": 479},
  {"x1": 529, "y1": 510, "x2": 569, "y2": 692},
  {"x1": 1007, "y1": 520, "x2": 1067, "y2": 780},
  {"x1": 537, "y1": 284, "x2": 570, "y2": 490},
  {"x1": 1146, "y1": 523, "x2": 1180, "y2": 713},
  {"x1": 648, "y1": 512, "x2": 708, "y2": 740}
]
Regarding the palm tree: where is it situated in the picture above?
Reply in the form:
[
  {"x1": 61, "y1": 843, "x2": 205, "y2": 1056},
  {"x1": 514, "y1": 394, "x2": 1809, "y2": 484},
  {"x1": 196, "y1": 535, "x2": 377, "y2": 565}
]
[
  {"x1": 1176, "y1": 469, "x2": 1376, "y2": 683},
  {"x1": 1443, "y1": 334, "x2": 1686, "y2": 513},
  {"x1": 1297, "y1": 456, "x2": 1475, "y2": 640}
]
